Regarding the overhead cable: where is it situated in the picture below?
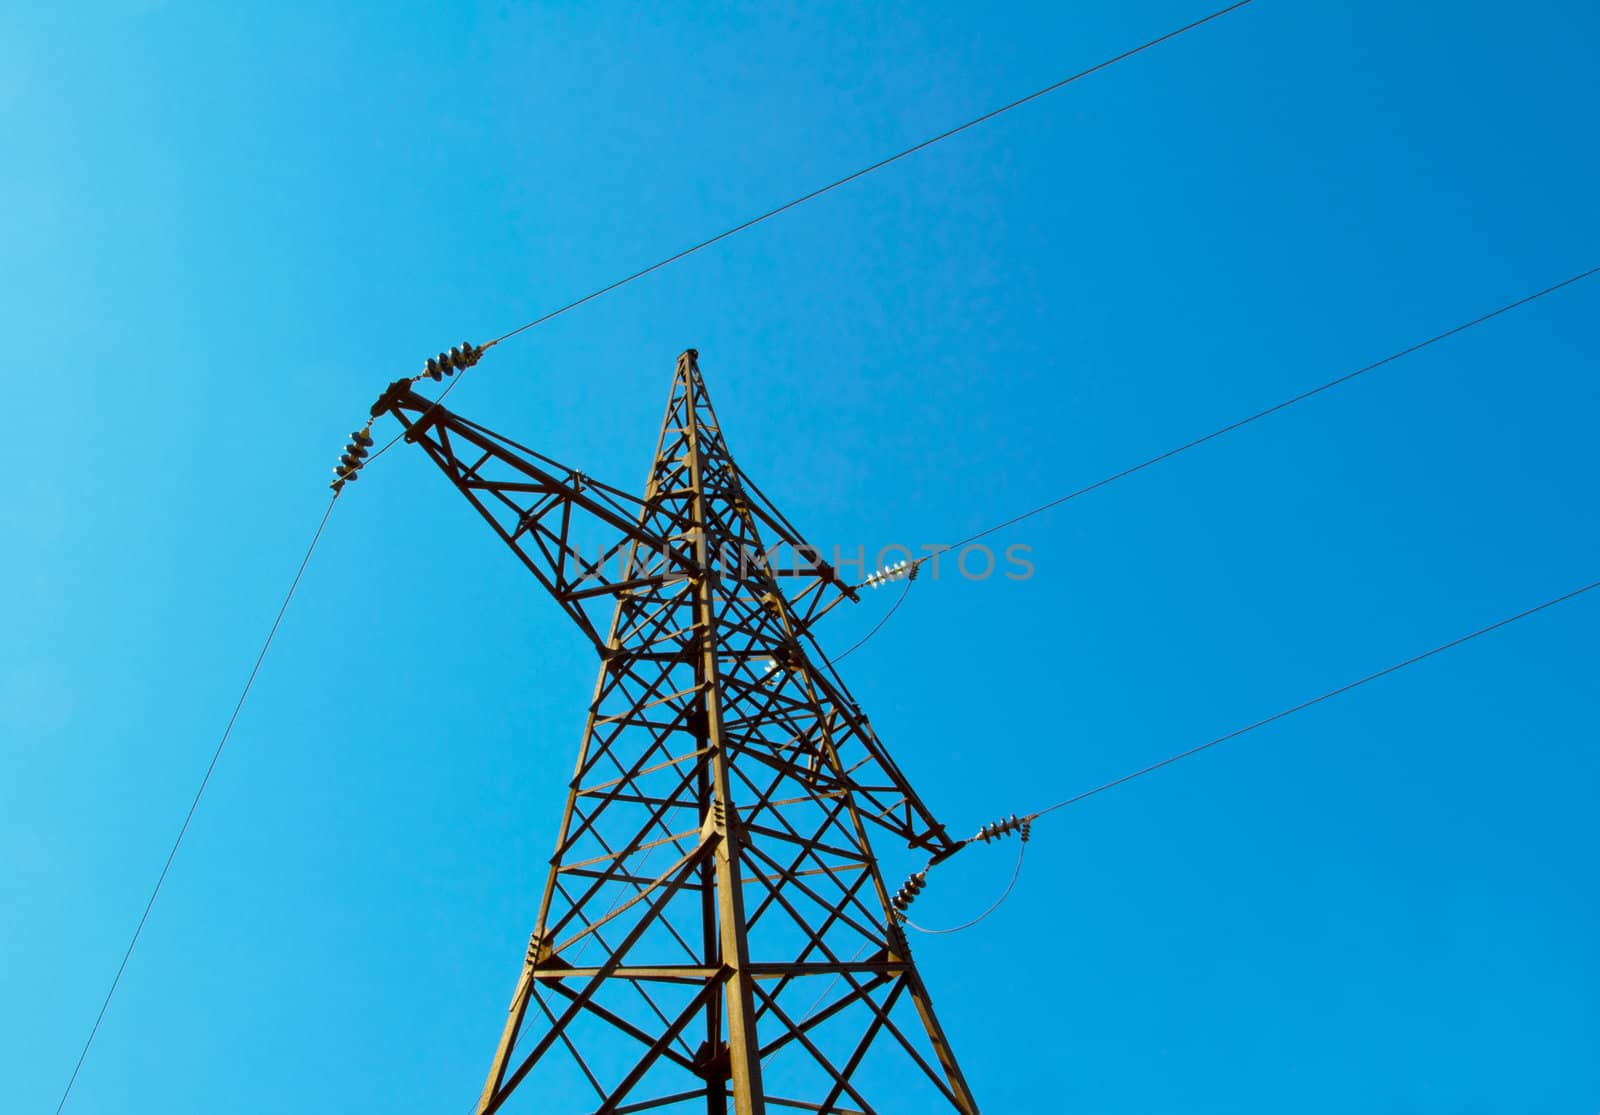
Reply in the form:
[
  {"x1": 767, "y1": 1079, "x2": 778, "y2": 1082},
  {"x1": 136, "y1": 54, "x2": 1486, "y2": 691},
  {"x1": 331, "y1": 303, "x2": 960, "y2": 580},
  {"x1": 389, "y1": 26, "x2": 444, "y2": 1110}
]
[
  {"x1": 53, "y1": 494, "x2": 342, "y2": 1115},
  {"x1": 483, "y1": 2, "x2": 1256, "y2": 351},
  {"x1": 344, "y1": 2, "x2": 1258, "y2": 479},
  {"x1": 876, "y1": 265, "x2": 1600, "y2": 587},
  {"x1": 899, "y1": 576, "x2": 1600, "y2": 933},
  {"x1": 1021, "y1": 576, "x2": 1600, "y2": 820}
]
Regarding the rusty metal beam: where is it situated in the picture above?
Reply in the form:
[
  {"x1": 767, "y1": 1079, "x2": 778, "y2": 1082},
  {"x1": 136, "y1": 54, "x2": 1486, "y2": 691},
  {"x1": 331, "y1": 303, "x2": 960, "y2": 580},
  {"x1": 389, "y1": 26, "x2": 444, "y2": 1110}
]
[{"x1": 385, "y1": 350, "x2": 979, "y2": 1114}]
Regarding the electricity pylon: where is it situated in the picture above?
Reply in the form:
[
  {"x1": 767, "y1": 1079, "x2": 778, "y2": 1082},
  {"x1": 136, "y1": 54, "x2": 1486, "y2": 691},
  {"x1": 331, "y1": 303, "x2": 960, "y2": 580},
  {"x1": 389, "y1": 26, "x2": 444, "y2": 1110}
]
[{"x1": 376, "y1": 350, "x2": 978, "y2": 1115}]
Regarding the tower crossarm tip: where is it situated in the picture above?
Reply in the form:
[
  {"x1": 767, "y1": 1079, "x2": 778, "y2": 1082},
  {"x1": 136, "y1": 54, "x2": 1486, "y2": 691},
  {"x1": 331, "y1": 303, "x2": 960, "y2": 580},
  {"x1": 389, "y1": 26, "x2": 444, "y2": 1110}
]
[{"x1": 376, "y1": 386, "x2": 702, "y2": 648}]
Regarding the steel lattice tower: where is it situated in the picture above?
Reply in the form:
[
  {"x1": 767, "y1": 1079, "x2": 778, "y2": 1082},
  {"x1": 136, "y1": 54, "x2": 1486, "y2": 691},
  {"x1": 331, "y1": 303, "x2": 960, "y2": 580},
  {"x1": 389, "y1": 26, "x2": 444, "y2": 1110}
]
[{"x1": 376, "y1": 350, "x2": 977, "y2": 1114}]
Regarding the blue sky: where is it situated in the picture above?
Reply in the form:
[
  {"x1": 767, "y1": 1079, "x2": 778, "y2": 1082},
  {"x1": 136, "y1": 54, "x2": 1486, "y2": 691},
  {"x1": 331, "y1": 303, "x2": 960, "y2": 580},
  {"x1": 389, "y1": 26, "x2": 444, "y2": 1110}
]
[{"x1": 3, "y1": 1, "x2": 1597, "y2": 1111}]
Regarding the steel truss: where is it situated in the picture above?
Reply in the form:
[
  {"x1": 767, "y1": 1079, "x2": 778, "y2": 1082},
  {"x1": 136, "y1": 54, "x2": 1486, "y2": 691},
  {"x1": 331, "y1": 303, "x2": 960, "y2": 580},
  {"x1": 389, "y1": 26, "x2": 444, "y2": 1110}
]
[{"x1": 380, "y1": 350, "x2": 977, "y2": 1115}]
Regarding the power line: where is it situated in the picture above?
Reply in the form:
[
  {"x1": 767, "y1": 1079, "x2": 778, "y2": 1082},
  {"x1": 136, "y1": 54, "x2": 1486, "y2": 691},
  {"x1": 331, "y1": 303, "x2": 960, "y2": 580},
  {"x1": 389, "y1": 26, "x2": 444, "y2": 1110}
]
[
  {"x1": 918, "y1": 264, "x2": 1600, "y2": 572},
  {"x1": 345, "y1": 0, "x2": 1257, "y2": 480},
  {"x1": 904, "y1": 841, "x2": 1029, "y2": 935},
  {"x1": 826, "y1": 266, "x2": 1598, "y2": 656},
  {"x1": 832, "y1": 577, "x2": 915, "y2": 662},
  {"x1": 55, "y1": 11, "x2": 1260, "y2": 1099},
  {"x1": 1022, "y1": 576, "x2": 1600, "y2": 821},
  {"x1": 53, "y1": 493, "x2": 342, "y2": 1115},
  {"x1": 904, "y1": 577, "x2": 1600, "y2": 935},
  {"x1": 53, "y1": 0, "x2": 1586, "y2": 1086},
  {"x1": 358, "y1": 365, "x2": 468, "y2": 475},
  {"x1": 483, "y1": 1, "x2": 1255, "y2": 351},
  {"x1": 812, "y1": 263, "x2": 1600, "y2": 601}
]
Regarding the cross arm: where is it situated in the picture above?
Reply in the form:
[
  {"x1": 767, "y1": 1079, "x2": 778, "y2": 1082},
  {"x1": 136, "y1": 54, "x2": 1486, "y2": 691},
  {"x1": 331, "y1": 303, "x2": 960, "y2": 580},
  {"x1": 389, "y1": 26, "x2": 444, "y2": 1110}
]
[
  {"x1": 730, "y1": 470, "x2": 862, "y2": 637},
  {"x1": 374, "y1": 382, "x2": 699, "y2": 649}
]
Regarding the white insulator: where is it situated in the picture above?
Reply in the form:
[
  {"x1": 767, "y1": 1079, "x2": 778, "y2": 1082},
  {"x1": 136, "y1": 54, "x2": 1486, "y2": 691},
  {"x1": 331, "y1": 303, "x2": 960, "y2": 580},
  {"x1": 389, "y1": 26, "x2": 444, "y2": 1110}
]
[{"x1": 868, "y1": 562, "x2": 913, "y2": 587}]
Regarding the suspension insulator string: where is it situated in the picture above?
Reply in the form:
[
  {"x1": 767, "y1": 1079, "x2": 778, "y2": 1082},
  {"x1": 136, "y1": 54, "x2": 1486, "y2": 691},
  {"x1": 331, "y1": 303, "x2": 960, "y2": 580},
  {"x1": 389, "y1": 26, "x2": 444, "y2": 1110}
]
[
  {"x1": 328, "y1": 341, "x2": 488, "y2": 492},
  {"x1": 889, "y1": 813, "x2": 1033, "y2": 935}
]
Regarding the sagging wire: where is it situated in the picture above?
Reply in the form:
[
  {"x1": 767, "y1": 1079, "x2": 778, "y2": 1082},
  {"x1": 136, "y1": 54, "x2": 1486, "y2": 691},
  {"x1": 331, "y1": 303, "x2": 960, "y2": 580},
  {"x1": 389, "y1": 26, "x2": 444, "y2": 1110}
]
[
  {"x1": 832, "y1": 567, "x2": 916, "y2": 663},
  {"x1": 902, "y1": 841, "x2": 1029, "y2": 937},
  {"x1": 890, "y1": 814, "x2": 1032, "y2": 936}
]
